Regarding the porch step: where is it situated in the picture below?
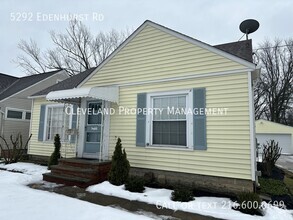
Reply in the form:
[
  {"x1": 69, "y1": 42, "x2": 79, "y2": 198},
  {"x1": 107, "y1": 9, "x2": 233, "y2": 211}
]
[
  {"x1": 50, "y1": 165, "x2": 99, "y2": 179},
  {"x1": 43, "y1": 158, "x2": 111, "y2": 188},
  {"x1": 43, "y1": 173, "x2": 92, "y2": 188}
]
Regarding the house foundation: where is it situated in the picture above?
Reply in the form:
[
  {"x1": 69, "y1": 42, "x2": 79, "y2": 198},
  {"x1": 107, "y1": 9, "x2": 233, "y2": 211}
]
[{"x1": 130, "y1": 167, "x2": 254, "y2": 195}]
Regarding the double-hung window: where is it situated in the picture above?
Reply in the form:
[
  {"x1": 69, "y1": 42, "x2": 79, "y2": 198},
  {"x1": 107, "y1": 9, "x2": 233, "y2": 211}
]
[
  {"x1": 45, "y1": 105, "x2": 70, "y2": 142},
  {"x1": 147, "y1": 90, "x2": 192, "y2": 148}
]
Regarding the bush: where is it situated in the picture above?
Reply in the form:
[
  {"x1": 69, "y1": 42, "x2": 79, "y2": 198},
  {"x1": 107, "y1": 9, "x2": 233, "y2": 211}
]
[
  {"x1": 171, "y1": 186, "x2": 194, "y2": 202},
  {"x1": 108, "y1": 138, "x2": 130, "y2": 185},
  {"x1": 125, "y1": 176, "x2": 145, "y2": 193},
  {"x1": 236, "y1": 192, "x2": 262, "y2": 215},
  {"x1": 259, "y1": 177, "x2": 289, "y2": 196},
  {"x1": 0, "y1": 133, "x2": 32, "y2": 164},
  {"x1": 262, "y1": 140, "x2": 282, "y2": 177},
  {"x1": 48, "y1": 134, "x2": 61, "y2": 170}
]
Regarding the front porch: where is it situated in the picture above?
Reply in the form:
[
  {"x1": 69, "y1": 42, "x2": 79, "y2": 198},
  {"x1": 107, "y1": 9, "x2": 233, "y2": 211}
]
[
  {"x1": 43, "y1": 86, "x2": 118, "y2": 186},
  {"x1": 43, "y1": 158, "x2": 111, "y2": 188}
]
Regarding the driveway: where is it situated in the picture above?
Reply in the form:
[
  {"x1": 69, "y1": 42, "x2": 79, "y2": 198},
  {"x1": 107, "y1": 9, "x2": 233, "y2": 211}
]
[{"x1": 276, "y1": 155, "x2": 293, "y2": 173}]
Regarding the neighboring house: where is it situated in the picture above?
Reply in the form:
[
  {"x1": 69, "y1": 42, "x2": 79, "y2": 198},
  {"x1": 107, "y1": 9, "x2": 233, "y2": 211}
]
[
  {"x1": 256, "y1": 119, "x2": 293, "y2": 155},
  {"x1": 28, "y1": 20, "x2": 260, "y2": 193},
  {"x1": 0, "y1": 70, "x2": 69, "y2": 153},
  {"x1": 0, "y1": 73, "x2": 19, "y2": 138}
]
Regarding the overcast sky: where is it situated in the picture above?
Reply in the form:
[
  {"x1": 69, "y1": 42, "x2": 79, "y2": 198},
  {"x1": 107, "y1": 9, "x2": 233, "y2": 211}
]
[{"x1": 1, "y1": 0, "x2": 292, "y2": 77}]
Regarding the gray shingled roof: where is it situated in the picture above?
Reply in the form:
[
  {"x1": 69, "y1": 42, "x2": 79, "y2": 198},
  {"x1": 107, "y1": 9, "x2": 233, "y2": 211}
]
[
  {"x1": 0, "y1": 70, "x2": 61, "y2": 101},
  {"x1": 214, "y1": 40, "x2": 253, "y2": 63},
  {"x1": 0, "y1": 73, "x2": 19, "y2": 94},
  {"x1": 32, "y1": 67, "x2": 96, "y2": 97}
]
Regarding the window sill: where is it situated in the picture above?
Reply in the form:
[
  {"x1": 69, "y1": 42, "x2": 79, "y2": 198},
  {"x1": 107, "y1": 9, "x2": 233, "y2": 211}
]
[{"x1": 146, "y1": 145, "x2": 193, "y2": 151}]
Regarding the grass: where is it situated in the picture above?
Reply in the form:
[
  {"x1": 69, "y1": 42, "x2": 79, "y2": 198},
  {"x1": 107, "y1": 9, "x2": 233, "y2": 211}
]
[
  {"x1": 259, "y1": 177, "x2": 289, "y2": 196},
  {"x1": 284, "y1": 174, "x2": 293, "y2": 195}
]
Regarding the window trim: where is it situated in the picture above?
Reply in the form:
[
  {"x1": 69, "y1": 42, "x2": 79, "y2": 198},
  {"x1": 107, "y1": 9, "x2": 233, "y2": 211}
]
[
  {"x1": 5, "y1": 107, "x2": 31, "y2": 121},
  {"x1": 146, "y1": 89, "x2": 193, "y2": 149},
  {"x1": 43, "y1": 104, "x2": 73, "y2": 142}
]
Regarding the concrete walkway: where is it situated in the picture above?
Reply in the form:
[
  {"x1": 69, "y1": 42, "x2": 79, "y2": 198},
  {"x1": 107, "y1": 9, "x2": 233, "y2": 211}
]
[
  {"x1": 276, "y1": 155, "x2": 293, "y2": 173},
  {"x1": 31, "y1": 183, "x2": 222, "y2": 220}
]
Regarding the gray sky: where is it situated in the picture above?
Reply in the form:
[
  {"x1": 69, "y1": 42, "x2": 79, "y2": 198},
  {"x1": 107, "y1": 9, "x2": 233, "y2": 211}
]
[{"x1": 1, "y1": 0, "x2": 293, "y2": 77}]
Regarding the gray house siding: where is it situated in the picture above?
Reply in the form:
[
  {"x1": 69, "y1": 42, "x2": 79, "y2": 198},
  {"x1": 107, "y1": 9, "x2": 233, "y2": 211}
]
[{"x1": 0, "y1": 71, "x2": 68, "y2": 152}]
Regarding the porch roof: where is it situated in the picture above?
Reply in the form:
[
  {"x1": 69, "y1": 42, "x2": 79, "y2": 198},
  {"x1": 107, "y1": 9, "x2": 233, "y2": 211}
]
[{"x1": 46, "y1": 86, "x2": 119, "y2": 104}]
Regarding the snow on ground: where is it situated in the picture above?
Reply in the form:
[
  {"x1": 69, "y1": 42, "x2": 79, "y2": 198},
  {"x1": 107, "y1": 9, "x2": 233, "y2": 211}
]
[
  {"x1": 87, "y1": 181, "x2": 293, "y2": 220},
  {"x1": 0, "y1": 162, "x2": 153, "y2": 220}
]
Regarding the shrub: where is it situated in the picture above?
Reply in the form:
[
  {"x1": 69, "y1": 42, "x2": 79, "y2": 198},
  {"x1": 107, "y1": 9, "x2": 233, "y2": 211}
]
[
  {"x1": 48, "y1": 134, "x2": 61, "y2": 170},
  {"x1": 125, "y1": 176, "x2": 145, "y2": 193},
  {"x1": 171, "y1": 186, "x2": 194, "y2": 202},
  {"x1": 0, "y1": 133, "x2": 32, "y2": 164},
  {"x1": 108, "y1": 138, "x2": 130, "y2": 185},
  {"x1": 262, "y1": 140, "x2": 282, "y2": 177},
  {"x1": 236, "y1": 192, "x2": 261, "y2": 215},
  {"x1": 259, "y1": 177, "x2": 289, "y2": 196}
]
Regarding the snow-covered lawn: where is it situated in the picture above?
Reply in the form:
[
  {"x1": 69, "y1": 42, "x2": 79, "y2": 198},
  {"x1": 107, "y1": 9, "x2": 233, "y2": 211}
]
[
  {"x1": 0, "y1": 162, "x2": 153, "y2": 220},
  {"x1": 87, "y1": 181, "x2": 293, "y2": 220}
]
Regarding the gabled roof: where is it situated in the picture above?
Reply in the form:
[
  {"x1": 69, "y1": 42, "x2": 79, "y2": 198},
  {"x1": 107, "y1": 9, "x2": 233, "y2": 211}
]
[
  {"x1": 0, "y1": 73, "x2": 18, "y2": 94},
  {"x1": 31, "y1": 67, "x2": 96, "y2": 97},
  {"x1": 79, "y1": 20, "x2": 257, "y2": 87},
  {"x1": 0, "y1": 70, "x2": 62, "y2": 101},
  {"x1": 214, "y1": 40, "x2": 253, "y2": 63}
]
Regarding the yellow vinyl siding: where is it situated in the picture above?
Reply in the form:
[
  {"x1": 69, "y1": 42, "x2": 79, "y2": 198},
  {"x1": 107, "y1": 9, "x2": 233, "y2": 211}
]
[
  {"x1": 103, "y1": 73, "x2": 251, "y2": 180},
  {"x1": 80, "y1": 24, "x2": 252, "y2": 180},
  {"x1": 28, "y1": 98, "x2": 76, "y2": 158},
  {"x1": 29, "y1": 23, "x2": 252, "y2": 180},
  {"x1": 83, "y1": 25, "x2": 245, "y2": 87}
]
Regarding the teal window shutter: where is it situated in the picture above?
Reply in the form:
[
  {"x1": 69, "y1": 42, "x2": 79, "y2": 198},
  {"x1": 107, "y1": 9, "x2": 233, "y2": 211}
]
[
  {"x1": 70, "y1": 104, "x2": 78, "y2": 144},
  {"x1": 193, "y1": 88, "x2": 207, "y2": 150},
  {"x1": 136, "y1": 93, "x2": 146, "y2": 147},
  {"x1": 38, "y1": 104, "x2": 46, "y2": 141}
]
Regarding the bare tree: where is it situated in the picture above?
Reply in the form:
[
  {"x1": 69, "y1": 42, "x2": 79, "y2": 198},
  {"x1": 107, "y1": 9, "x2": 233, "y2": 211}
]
[
  {"x1": 15, "y1": 20, "x2": 130, "y2": 75},
  {"x1": 254, "y1": 39, "x2": 293, "y2": 125}
]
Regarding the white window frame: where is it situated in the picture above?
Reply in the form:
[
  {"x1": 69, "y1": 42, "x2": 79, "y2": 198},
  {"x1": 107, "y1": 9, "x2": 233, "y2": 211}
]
[
  {"x1": 43, "y1": 104, "x2": 72, "y2": 142},
  {"x1": 5, "y1": 107, "x2": 31, "y2": 121},
  {"x1": 146, "y1": 89, "x2": 193, "y2": 149}
]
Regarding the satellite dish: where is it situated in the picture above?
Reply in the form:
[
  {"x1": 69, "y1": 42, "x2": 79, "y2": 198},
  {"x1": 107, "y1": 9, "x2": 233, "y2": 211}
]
[{"x1": 239, "y1": 19, "x2": 259, "y2": 40}]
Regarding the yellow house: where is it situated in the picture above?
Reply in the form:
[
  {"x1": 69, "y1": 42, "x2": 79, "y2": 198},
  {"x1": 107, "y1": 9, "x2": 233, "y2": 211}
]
[
  {"x1": 28, "y1": 20, "x2": 260, "y2": 193},
  {"x1": 256, "y1": 119, "x2": 293, "y2": 155}
]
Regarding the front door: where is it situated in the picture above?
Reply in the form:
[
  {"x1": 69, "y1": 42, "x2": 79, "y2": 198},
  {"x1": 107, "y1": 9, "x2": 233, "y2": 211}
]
[{"x1": 83, "y1": 101, "x2": 103, "y2": 158}]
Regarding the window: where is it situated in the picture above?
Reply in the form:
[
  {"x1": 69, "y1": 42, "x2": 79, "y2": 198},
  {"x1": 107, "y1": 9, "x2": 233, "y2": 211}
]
[
  {"x1": 147, "y1": 90, "x2": 193, "y2": 148},
  {"x1": 45, "y1": 105, "x2": 70, "y2": 142},
  {"x1": 6, "y1": 108, "x2": 31, "y2": 121},
  {"x1": 25, "y1": 112, "x2": 31, "y2": 120},
  {"x1": 7, "y1": 110, "x2": 22, "y2": 119}
]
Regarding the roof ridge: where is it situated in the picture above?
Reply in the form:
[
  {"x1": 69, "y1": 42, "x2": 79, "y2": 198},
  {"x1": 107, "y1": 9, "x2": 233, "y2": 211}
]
[
  {"x1": 19, "y1": 70, "x2": 61, "y2": 79},
  {"x1": 0, "y1": 72, "x2": 19, "y2": 79}
]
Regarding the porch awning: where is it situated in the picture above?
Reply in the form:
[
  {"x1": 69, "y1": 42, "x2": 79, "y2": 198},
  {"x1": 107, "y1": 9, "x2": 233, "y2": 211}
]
[{"x1": 46, "y1": 86, "x2": 119, "y2": 104}]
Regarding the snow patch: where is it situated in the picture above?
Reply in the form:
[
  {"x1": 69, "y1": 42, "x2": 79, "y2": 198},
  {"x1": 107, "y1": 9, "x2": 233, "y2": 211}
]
[{"x1": 87, "y1": 181, "x2": 293, "y2": 220}]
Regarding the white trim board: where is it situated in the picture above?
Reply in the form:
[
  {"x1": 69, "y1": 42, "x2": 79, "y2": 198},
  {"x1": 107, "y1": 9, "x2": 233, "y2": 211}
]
[
  {"x1": 79, "y1": 20, "x2": 256, "y2": 87},
  {"x1": 248, "y1": 71, "x2": 256, "y2": 181}
]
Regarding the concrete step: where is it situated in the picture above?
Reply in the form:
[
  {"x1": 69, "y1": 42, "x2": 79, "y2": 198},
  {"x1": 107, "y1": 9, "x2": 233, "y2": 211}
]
[{"x1": 43, "y1": 172, "x2": 94, "y2": 188}]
